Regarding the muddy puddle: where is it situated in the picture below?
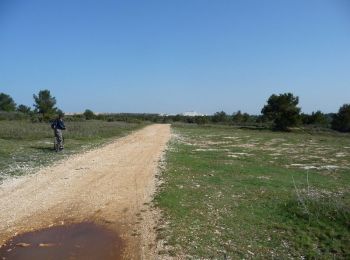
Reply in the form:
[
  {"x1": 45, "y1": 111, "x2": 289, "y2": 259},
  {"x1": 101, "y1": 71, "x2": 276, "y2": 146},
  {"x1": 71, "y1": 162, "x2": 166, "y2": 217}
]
[{"x1": 0, "y1": 222, "x2": 123, "y2": 260}]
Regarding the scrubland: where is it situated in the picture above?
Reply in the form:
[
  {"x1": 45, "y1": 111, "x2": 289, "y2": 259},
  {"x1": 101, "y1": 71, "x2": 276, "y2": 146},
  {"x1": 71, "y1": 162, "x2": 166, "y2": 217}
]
[{"x1": 156, "y1": 124, "x2": 350, "y2": 259}]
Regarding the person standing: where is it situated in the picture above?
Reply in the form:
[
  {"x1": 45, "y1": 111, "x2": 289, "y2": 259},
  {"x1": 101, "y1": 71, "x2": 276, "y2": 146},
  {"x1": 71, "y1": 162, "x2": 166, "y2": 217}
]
[{"x1": 51, "y1": 113, "x2": 66, "y2": 151}]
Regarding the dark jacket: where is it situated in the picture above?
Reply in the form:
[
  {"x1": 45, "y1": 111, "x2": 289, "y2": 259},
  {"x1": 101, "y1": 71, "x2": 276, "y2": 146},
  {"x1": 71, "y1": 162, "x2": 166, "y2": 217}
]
[{"x1": 51, "y1": 119, "x2": 66, "y2": 130}]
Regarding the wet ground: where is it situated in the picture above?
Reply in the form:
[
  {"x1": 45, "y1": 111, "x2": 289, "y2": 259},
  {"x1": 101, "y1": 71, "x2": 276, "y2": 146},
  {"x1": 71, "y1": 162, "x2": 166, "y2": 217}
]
[{"x1": 0, "y1": 222, "x2": 123, "y2": 260}]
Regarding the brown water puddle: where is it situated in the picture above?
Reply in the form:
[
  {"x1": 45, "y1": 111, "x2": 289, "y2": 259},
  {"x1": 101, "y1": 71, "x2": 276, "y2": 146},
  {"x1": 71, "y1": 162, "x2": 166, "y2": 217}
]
[{"x1": 0, "y1": 222, "x2": 123, "y2": 260}]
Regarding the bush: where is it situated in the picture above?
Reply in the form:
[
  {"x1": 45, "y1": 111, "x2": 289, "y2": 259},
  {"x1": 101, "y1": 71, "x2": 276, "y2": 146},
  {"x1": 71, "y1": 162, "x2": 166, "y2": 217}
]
[
  {"x1": 83, "y1": 109, "x2": 95, "y2": 120},
  {"x1": 261, "y1": 93, "x2": 301, "y2": 131},
  {"x1": 194, "y1": 116, "x2": 208, "y2": 125},
  {"x1": 281, "y1": 193, "x2": 350, "y2": 258},
  {"x1": 332, "y1": 104, "x2": 350, "y2": 132},
  {"x1": 0, "y1": 111, "x2": 29, "y2": 121},
  {"x1": 17, "y1": 104, "x2": 32, "y2": 114},
  {"x1": 33, "y1": 89, "x2": 58, "y2": 120},
  {"x1": 0, "y1": 93, "x2": 16, "y2": 112},
  {"x1": 301, "y1": 111, "x2": 329, "y2": 126},
  {"x1": 212, "y1": 111, "x2": 228, "y2": 123}
]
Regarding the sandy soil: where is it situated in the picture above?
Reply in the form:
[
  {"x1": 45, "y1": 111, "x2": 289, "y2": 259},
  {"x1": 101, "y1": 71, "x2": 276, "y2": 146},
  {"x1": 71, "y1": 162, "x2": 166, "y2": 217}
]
[{"x1": 0, "y1": 124, "x2": 171, "y2": 259}]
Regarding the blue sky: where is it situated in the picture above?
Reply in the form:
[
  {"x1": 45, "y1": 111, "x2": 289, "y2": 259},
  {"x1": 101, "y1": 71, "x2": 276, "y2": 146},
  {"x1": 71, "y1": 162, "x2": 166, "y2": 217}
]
[{"x1": 0, "y1": 0, "x2": 349, "y2": 114}]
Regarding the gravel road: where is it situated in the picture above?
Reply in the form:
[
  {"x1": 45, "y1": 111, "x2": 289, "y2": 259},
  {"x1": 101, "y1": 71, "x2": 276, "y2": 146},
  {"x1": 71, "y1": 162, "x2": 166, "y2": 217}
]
[{"x1": 0, "y1": 124, "x2": 171, "y2": 259}]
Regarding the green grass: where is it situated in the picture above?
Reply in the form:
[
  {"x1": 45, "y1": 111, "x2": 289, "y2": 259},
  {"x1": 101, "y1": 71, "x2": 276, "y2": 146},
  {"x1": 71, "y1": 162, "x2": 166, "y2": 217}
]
[
  {"x1": 155, "y1": 124, "x2": 350, "y2": 259},
  {"x1": 0, "y1": 120, "x2": 143, "y2": 182}
]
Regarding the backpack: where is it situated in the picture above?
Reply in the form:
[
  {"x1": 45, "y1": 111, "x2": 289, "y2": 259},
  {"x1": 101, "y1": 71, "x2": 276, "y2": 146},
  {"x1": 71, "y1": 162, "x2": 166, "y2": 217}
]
[{"x1": 51, "y1": 120, "x2": 57, "y2": 129}]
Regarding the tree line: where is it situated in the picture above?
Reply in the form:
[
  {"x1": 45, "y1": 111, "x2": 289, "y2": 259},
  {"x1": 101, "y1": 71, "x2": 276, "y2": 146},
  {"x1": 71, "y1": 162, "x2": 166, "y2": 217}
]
[
  {"x1": 0, "y1": 90, "x2": 62, "y2": 121},
  {"x1": 0, "y1": 90, "x2": 349, "y2": 132}
]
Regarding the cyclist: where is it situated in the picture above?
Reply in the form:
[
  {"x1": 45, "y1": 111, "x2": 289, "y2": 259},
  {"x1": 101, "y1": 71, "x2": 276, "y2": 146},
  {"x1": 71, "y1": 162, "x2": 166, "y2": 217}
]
[{"x1": 51, "y1": 113, "x2": 66, "y2": 151}]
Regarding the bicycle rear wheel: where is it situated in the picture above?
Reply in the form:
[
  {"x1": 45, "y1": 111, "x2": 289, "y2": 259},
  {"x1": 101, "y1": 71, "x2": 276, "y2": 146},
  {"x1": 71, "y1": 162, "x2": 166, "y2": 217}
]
[{"x1": 54, "y1": 137, "x2": 59, "y2": 152}]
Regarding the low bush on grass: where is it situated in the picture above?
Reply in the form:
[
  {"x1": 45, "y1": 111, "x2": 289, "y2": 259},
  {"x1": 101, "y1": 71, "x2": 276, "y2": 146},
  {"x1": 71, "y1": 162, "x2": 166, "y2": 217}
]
[{"x1": 278, "y1": 182, "x2": 350, "y2": 258}]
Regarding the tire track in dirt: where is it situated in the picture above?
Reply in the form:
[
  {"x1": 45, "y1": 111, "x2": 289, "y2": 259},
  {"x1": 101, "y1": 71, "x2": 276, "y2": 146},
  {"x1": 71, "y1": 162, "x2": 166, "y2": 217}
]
[{"x1": 0, "y1": 124, "x2": 171, "y2": 259}]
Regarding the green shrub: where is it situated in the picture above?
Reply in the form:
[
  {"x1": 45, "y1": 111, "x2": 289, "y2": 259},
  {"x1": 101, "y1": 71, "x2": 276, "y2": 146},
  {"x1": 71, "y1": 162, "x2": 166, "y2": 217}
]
[{"x1": 332, "y1": 104, "x2": 350, "y2": 132}]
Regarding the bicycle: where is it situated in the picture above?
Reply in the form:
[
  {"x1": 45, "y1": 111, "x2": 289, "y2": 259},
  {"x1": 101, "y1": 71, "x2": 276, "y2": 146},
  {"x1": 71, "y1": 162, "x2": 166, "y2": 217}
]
[{"x1": 53, "y1": 136, "x2": 64, "y2": 152}]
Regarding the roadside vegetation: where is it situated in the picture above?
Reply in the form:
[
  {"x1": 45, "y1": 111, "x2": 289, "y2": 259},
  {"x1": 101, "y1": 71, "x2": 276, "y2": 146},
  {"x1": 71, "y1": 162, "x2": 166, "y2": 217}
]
[
  {"x1": 1, "y1": 91, "x2": 349, "y2": 133},
  {"x1": 155, "y1": 124, "x2": 350, "y2": 259},
  {"x1": 0, "y1": 120, "x2": 142, "y2": 182}
]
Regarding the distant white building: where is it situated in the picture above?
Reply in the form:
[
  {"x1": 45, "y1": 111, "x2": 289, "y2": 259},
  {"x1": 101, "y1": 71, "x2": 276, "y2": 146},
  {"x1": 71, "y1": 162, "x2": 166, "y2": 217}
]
[
  {"x1": 181, "y1": 111, "x2": 206, "y2": 116},
  {"x1": 64, "y1": 112, "x2": 82, "y2": 115}
]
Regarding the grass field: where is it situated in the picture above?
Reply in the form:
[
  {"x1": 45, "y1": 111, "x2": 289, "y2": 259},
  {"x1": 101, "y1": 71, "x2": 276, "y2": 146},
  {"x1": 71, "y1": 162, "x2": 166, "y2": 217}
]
[
  {"x1": 156, "y1": 124, "x2": 350, "y2": 259},
  {"x1": 0, "y1": 120, "x2": 143, "y2": 182}
]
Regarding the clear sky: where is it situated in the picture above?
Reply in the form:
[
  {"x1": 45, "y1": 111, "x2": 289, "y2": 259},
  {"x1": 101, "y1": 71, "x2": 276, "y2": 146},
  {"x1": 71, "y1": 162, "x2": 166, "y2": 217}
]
[{"x1": 0, "y1": 0, "x2": 349, "y2": 115}]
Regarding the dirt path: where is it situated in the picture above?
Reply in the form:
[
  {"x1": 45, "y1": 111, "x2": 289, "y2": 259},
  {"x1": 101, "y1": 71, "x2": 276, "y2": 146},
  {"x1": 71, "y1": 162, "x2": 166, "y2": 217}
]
[{"x1": 0, "y1": 124, "x2": 171, "y2": 259}]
